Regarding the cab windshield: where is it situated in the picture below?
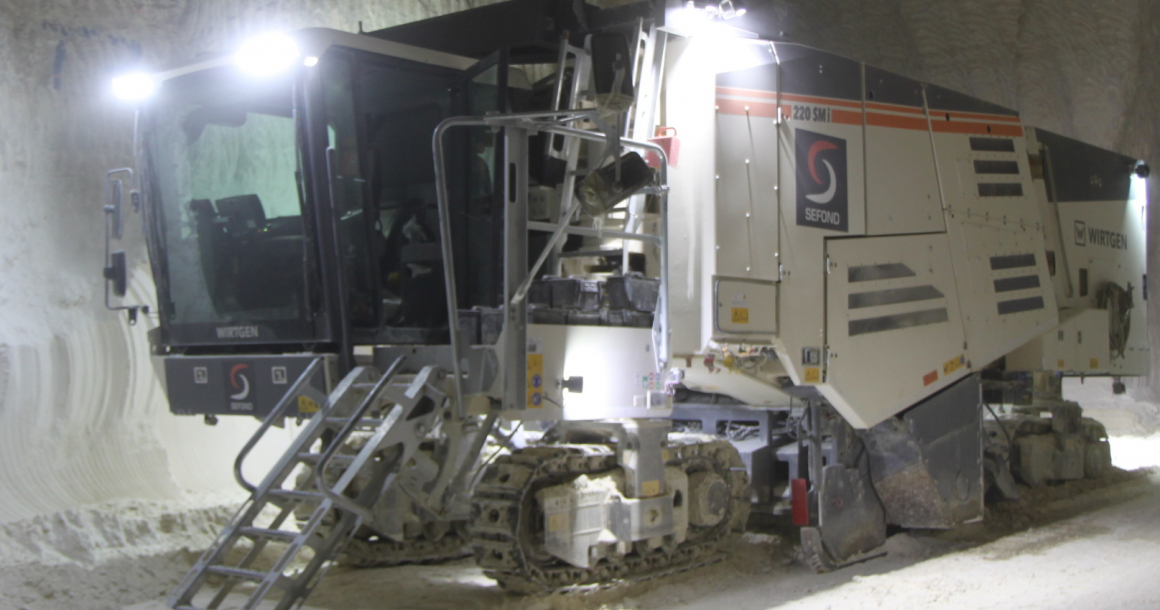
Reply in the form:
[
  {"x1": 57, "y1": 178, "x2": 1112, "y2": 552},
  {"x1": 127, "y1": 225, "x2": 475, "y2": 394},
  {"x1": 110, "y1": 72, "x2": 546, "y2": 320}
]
[{"x1": 145, "y1": 66, "x2": 306, "y2": 326}]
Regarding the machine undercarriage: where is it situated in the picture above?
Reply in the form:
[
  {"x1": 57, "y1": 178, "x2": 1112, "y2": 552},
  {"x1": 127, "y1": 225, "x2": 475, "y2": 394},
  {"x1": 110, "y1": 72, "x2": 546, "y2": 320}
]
[{"x1": 472, "y1": 436, "x2": 749, "y2": 592}]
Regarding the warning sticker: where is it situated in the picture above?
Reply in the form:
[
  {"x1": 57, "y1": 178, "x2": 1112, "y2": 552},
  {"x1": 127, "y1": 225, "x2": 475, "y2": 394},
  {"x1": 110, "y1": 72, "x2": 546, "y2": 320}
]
[
  {"x1": 731, "y1": 307, "x2": 750, "y2": 324},
  {"x1": 922, "y1": 370, "x2": 939, "y2": 386},
  {"x1": 1089, "y1": 358, "x2": 1099, "y2": 370},
  {"x1": 803, "y1": 367, "x2": 821, "y2": 383},
  {"x1": 943, "y1": 354, "x2": 965, "y2": 376},
  {"x1": 527, "y1": 353, "x2": 544, "y2": 409},
  {"x1": 297, "y1": 395, "x2": 319, "y2": 414}
]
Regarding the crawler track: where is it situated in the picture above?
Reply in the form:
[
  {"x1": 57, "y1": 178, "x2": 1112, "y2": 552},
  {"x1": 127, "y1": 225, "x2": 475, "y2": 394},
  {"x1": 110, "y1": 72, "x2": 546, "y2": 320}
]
[
  {"x1": 470, "y1": 438, "x2": 749, "y2": 592},
  {"x1": 334, "y1": 524, "x2": 472, "y2": 567}
]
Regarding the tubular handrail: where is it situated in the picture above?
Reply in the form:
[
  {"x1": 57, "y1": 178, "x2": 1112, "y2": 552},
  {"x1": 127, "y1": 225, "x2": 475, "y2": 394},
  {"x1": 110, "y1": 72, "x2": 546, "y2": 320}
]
[
  {"x1": 433, "y1": 112, "x2": 672, "y2": 369},
  {"x1": 432, "y1": 109, "x2": 604, "y2": 422},
  {"x1": 233, "y1": 357, "x2": 324, "y2": 492}
]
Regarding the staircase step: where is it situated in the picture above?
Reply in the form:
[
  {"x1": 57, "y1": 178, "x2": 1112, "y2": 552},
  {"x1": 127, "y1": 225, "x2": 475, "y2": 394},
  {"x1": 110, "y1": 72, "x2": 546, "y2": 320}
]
[
  {"x1": 296, "y1": 452, "x2": 356, "y2": 465},
  {"x1": 238, "y1": 526, "x2": 299, "y2": 543},
  {"x1": 268, "y1": 489, "x2": 325, "y2": 504},
  {"x1": 205, "y1": 565, "x2": 268, "y2": 582},
  {"x1": 324, "y1": 417, "x2": 387, "y2": 427}
]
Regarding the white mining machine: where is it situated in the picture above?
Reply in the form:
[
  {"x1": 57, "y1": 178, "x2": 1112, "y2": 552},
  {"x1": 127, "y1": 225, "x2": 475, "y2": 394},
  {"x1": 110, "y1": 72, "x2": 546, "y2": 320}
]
[{"x1": 101, "y1": 1, "x2": 1149, "y2": 607}]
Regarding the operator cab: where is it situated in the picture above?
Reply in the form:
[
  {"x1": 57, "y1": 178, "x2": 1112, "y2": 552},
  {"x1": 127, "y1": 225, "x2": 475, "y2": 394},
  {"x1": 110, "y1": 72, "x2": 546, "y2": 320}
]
[
  {"x1": 115, "y1": 13, "x2": 660, "y2": 417},
  {"x1": 140, "y1": 31, "x2": 497, "y2": 355}
]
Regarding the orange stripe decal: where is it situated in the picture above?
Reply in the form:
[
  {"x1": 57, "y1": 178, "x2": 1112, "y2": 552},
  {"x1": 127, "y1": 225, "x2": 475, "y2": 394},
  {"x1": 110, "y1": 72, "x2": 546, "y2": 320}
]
[
  {"x1": 720, "y1": 96, "x2": 1025, "y2": 137},
  {"x1": 866, "y1": 112, "x2": 928, "y2": 131},
  {"x1": 831, "y1": 109, "x2": 863, "y2": 125},
  {"x1": 716, "y1": 86, "x2": 778, "y2": 100}
]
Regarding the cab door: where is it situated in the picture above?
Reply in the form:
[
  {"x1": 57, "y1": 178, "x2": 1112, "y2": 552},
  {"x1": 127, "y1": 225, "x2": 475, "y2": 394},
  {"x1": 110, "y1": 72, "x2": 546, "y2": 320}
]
[
  {"x1": 453, "y1": 50, "x2": 509, "y2": 310},
  {"x1": 313, "y1": 47, "x2": 466, "y2": 342}
]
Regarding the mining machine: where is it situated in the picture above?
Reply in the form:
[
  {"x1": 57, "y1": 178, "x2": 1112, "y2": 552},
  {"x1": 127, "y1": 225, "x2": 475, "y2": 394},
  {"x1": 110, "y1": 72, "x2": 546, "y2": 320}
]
[{"x1": 101, "y1": 1, "x2": 1148, "y2": 607}]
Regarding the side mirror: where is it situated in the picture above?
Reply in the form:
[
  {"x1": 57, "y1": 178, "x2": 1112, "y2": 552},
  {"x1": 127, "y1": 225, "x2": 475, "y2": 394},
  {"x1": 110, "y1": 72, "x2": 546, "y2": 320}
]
[
  {"x1": 107, "y1": 178, "x2": 124, "y2": 240},
  {"x1": 104, "y1": 251, "x2": 128, "y2": 297},
  {"x1": 103, "y1": 167, "x2": 148, "y2": 324}
]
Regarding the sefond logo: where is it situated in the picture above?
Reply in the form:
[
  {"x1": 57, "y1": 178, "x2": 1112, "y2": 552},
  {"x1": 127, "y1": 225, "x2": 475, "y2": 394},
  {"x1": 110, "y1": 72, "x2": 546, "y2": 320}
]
[
  {"x1": 226, "y1": 363, "x2": 255, "y2": 411},
  {"x1": 795, "y1": 129, "x2": 848, "y2": 232}
]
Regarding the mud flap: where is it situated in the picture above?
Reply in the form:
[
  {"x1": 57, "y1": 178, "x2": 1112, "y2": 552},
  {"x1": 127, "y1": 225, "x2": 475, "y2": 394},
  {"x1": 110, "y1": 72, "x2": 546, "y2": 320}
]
[{"x1": 801, "y1": 461, "x2": 886, "y2": 572}]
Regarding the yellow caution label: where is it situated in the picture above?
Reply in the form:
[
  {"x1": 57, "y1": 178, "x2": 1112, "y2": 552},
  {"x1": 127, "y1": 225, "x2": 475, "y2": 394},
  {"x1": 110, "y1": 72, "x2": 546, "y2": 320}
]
[
  {"x1": 943, "y1": 354, "x2": 966, "y2": 376},
  {"x1": 548, "y1": 513, "x2": 567, "y2": 532},
  {"x1": 804, "y1": 367, "x2": 821, "y2": 383},
  {"x1": 527, "y1": 353, "x2": 544, "y2": 408},
  {"x1": 731, "y1": 307, "x2": 749, "y2": 324},
  {"x1": 641, "y1": 480, "x2": 661, "y2": 497},
  {"x1": 1090, "y1": 357, "x2": 1099, "y2": 370},
  {"x1": 662, "y1": 449, "x2": 671, "y2": 463},
  {"x1": 297, "y1": 395, "x2": 319, "y2": 414},
  {"x1": 1057, "y1": 359, "x2": 1066, "y2": 369}
]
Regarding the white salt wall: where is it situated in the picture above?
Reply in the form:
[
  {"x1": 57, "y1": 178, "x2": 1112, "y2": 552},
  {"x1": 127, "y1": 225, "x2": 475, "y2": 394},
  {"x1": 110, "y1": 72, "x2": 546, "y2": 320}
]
[{"x1": 0, "y1": 0, "x2": 1157, "y2": 524}]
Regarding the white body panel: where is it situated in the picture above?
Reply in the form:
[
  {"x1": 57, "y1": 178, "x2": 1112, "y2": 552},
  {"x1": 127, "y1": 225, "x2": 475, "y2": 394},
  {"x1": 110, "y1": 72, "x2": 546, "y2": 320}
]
[
  {"x1": 658, "y1": 37, "x2": 1147, "y2": 429},
  {"x1": 521, "y1": 325, "x2": 669, "y2": 422},
  {"x1": 823, "y1": 234, "x2": 968, "y2": 428}
]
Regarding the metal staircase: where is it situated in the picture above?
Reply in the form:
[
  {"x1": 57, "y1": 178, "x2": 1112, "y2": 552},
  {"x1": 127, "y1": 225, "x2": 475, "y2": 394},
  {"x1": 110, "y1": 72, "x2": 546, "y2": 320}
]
[{"x1": 168, "y1": 355, "x2": 452, "y2": 610}]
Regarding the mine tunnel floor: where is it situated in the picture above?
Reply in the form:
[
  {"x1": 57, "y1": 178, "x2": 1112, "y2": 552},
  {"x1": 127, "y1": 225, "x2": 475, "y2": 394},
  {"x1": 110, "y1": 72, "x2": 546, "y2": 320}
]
[{"x1": 122, "y1": 467, "x2": 1160, "y2": 610}]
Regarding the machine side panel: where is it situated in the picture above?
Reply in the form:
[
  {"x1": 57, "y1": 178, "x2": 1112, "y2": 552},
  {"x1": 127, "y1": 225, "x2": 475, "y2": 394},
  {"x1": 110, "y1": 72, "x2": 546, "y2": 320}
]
[
  {"x1": 1036, "y1": 128, "x2": 1148, "y2": 375},
  {"x1": 529, "y1": 325, "x2": 669, "y2": 421},
  {"x1": 711, "y1": 51, "x2": 865, "y2": 383},
  {"x1": 863, "y1": 66, "x2": 945, "y2": 236},
  {"x1": 663, "y1": 38, "x2": 776, "y2": 357},
  {"x1": 1054, "y1": 197, "x2": 1148, "y2": 374},
  {"x1": 969, "y1": 130, "x2": 1146, "y2": 376},
  {"x1": 774, "y1": 47, "x2": 866, "y2": 385},
  {"x1": 715, "y1": 94, "x2": 780, "y2": 281},
  {"x1": 1007, "y1": 309, "x2": 1111, "y2": 373},
  {"x1": 822, "y1": 233, "x2": 968, "y2": 428},
  {"x1": 931, "y1": 124, "x2": 1059, "y2": 371},
  {"x1": 713, "y1": 47, "x2": 867, "y2": 386}
]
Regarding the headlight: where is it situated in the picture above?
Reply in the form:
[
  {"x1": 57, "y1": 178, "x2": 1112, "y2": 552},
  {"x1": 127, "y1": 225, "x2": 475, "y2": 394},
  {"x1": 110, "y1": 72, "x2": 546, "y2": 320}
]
[
  {"x1": 235, "y1": 32, "x2": 300, "y2": 76},
  {"x1": 111, "y1": 72, "x2": 156, "y2": 101}
]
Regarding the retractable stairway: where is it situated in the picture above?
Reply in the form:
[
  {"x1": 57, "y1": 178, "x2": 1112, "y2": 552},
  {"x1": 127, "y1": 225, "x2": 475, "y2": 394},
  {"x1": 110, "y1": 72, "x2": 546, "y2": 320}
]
[{"x1": 168, "y1": 356, "x2": 449, "y2": 610}]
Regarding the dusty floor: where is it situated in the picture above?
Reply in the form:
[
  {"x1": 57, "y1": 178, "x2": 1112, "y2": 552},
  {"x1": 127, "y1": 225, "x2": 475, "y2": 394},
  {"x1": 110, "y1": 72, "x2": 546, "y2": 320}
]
[
  {"x1": 4, "y1": 377, "x2": 1159, "y2": 610},
  {"x1": 128, "y1": 467, "x2": 1157, "y2": 610}
]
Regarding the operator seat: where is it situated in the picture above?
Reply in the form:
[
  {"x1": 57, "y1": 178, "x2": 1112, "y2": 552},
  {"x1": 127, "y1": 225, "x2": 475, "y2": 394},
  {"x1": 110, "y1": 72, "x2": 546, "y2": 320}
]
[
  {"x1": 215, "y1": 194, "x2": 266, "y2": 232},
  {"x1": 212, "y1": 194, "x2": 302, "y2": 313}
]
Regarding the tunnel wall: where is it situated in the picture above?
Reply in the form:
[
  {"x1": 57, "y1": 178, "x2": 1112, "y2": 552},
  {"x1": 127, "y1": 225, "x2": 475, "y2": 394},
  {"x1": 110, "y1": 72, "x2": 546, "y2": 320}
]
[{"x1": 0, "y1": 0, "x2": 1156, "y2": 523}]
